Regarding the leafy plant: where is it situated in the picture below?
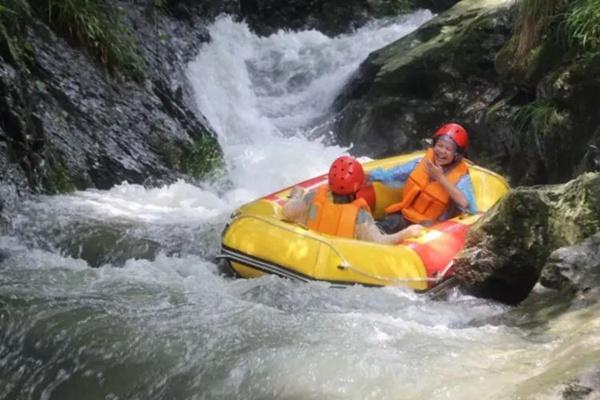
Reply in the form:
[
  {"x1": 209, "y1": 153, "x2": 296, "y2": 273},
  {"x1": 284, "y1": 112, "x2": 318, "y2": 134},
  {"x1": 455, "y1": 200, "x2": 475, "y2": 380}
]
[
  {"x1": 0, "y1": 0, "x2": 30, "y2": 66},
  {"x1": 1, "y1": 0, "x2": 145, "y2": 79},
  {"x1": 510, "y1": 100, "x2": 571, "y2": 164},
  {"x1": 511, "y1": 100, "x2": 565, "y2": 133},
  {"x1": 562, "y1": 0, "x2": 600, "y2": 51},
  {"x1": 182, "y1": 136, "x2": 226, "y2": 180},
  {"x1": 35, "y1": 0, "x2": 145, "y2": 79}
]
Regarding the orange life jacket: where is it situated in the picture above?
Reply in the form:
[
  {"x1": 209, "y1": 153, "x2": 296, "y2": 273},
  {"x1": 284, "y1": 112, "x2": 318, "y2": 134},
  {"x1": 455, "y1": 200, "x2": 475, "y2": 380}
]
[
  {"x1": 385, "y1": 148, "x2": 469, "y2": 223},
  {"x1": 306, "y1": 185, "x2": 371, "y2": 238}
]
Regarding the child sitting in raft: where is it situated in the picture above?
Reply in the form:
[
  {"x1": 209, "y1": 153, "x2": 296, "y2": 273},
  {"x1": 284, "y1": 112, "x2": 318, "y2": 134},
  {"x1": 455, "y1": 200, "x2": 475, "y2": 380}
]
[{"x1": 282, "y1": 156, "x2": 423, "y2": 244}]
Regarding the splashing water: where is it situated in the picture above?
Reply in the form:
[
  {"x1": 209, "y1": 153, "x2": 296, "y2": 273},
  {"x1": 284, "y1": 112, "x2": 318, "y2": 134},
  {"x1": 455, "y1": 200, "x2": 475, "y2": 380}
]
[
  {"x1": 187, "y1": 13, "x2": 433, "y2": 195},
  {"x1": 1, "y1": 11, "x2": 599, "y2": 400}
]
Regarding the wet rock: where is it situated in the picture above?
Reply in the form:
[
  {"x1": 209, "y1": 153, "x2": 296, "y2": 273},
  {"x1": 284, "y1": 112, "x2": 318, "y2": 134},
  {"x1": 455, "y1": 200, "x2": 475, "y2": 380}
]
[
  {"x1": 238, "y1": 0, "x2": 459, "y2": 37},
  {"x1": 333, "y1": 0, "x2": 517, "y2": 160},
  {"x1": 540, "y1": 232, "x2": 600, "y2": 297},
  {"x1": 414, "y1": 0, "x2": 459, "y2": 13},
  {"x1": 562, "y1": 369, "x2": 600, "y2": 400},
  {"x1": 0, "y1": 0, "x2": 225, "y2": 196},
  {"x1": 240, "y1": 0, "x2": 370, "y2": 36},
  {"x1": 453, "y1": 172, "x2": 600, "y2": 304}
]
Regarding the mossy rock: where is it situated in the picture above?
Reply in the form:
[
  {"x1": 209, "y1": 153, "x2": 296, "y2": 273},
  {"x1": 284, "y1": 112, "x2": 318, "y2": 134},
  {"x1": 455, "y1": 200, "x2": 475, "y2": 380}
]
[
  {"x1": 44, "y1": 165, "x2": 76, "y2": 194},
  {"x1": 454, "y1": 172, "x2": 600, "y2": 304},
  {"x1": 181, "y1": 135, "x2": 225, "y2": 180},
  {"x1": 334, "y1": 0, "x2": 517, "y2": 158}
]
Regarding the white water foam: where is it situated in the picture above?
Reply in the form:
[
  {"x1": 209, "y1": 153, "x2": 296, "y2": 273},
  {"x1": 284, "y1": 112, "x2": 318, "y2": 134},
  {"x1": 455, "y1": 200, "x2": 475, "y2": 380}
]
[{"x1": 187, "y1": 12, "x2": 433, "y2": 199}]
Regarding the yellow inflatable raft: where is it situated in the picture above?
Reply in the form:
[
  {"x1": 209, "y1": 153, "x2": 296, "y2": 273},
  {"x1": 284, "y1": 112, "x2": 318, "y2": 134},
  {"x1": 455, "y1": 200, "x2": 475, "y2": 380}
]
[{"x1": 219, "y1": 151, "x2": 509, "y2": 291}]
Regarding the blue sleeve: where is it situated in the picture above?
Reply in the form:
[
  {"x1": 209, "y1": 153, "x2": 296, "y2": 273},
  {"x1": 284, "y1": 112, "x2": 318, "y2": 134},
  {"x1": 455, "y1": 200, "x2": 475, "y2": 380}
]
[
  {"x1": 456, "y1": 174, "x2": 478, "y2": 213},
  {"x1": 356, "y1": 209, "x2": 374, "y2": 225},
  {"x1": 369, "y1": 159, "x2": 420, "y2": 188}
]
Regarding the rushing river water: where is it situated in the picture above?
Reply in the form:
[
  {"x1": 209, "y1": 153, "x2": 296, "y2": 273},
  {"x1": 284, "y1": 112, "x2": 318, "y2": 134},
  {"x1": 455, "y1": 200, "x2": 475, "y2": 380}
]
[{"x1": 1, "y1": 11, "x2": 600, "y2": 400}]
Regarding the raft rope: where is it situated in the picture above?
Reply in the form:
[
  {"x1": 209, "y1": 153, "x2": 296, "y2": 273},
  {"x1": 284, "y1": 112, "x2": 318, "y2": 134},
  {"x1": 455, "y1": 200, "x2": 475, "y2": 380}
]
[
  {"x1": 222, "y1": 214, "x2": 447, "y2": 285},
  {"x1": 337, "y1": 263, "x2": 443, "y2": 284}
]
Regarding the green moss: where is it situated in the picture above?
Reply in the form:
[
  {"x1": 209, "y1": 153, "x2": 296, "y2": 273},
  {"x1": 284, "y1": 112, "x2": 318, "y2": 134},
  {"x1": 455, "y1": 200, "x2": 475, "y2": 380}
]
[
  {"x1": 181, "y1": 136, "x2": 225, "y2": 180},
  {"x1": 45, "y1": 165, "x2": 76, "y2": 194},
  {"x1": 549, "y1": 173, "x2": 600, "y2": 243}
]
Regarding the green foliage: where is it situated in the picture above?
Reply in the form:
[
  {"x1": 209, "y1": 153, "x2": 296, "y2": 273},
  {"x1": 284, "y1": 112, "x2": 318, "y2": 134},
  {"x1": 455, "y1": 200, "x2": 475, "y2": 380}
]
[
  {"x1": 0, "y1": 0, "x2": 145, "y2": 79},
  {"x1": 0, "y1": 21, "x2": 20, "y2": 65},
  {"x1": 0, "y1": 1, "x2": 29, "y2": 66},
  {"x1": 562, "y1": 0, "x2": 600, "y2": 53},
  {"x1": 39, "y1": 0, "x2": 144, "y2": 79},
  {"x1": 510, "y1": 0, "x2": 600, "y2": 64},
  {"x1": 511, "y1": 100, "x2": 567, "y2": 135},
  {"x1": 45, "y1": 165, "x2": 76, "y2": 194},
  {"x1": 182, "y1": 136, "x2": 226, "y2": 180}
]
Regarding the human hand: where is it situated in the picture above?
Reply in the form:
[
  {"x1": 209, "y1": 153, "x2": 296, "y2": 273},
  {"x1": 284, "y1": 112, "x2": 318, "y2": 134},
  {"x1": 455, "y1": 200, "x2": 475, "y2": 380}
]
[
  {"x1": 424, "y1": 159, "x2": 444, "y2": 181},
  {"x1": 288, "y1": 186, "x2": 305, "y2": 199}
]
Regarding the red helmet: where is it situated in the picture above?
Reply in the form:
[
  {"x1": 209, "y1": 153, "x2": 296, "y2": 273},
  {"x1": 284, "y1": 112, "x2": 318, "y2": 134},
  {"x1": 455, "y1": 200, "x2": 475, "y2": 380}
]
[
  {"x1": 433, "y1": 123, "x2": 469, "y2": 153},
  {"x1": 328, "y1": 156, "x2": 365, "y2": 195}
]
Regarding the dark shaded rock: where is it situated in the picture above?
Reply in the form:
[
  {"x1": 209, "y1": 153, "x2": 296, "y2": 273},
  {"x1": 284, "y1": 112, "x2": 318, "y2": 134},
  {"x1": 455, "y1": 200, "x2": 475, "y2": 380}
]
[
  {"x1": 0, "y1": 0, "x2": 226, "y2": 196},
  {"x1": 238, "y1": 0, "x2": 459, "y2": 37},
  {"x1": 0, "y1": 59, "x2": 31, "y2": 222},
  {"x1": 239, "y1": 0, "x2": 370, "y2": 37},
  {"x1": 157, "y1": 0, "x2": 240, "y2": 23},
  {"x1": 453, "y1": 172, "x2": 600, "y2": 305},
  {"x1": 414, "y1": 0, "x2": 459, "y2": 13},
  {"x1": 333, "y1": 0, "x2": 517, "y2": 165},
  {"x1": 541, "y1": 232, "x2": 600, "y2": 297},
  {"x1": 453, "y1": 187, "x2": 552, "y2": 304}
]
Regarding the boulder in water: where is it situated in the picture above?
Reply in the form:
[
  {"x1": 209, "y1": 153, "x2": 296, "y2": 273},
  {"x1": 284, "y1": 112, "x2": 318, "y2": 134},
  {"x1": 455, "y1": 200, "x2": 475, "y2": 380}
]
[{"x1": 453, "y1": 172, "x2": 600, "y2": 305}]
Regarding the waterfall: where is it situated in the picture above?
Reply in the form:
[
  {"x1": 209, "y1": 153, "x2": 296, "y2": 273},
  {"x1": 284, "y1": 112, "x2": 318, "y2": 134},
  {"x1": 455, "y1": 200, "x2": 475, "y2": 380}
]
[{"x1": 187, "y1": 12, "x2": 432, "y2": 198}]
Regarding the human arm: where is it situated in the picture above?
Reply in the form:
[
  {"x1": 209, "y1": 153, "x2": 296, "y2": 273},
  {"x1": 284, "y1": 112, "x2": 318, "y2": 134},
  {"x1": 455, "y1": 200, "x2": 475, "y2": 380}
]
[
  {"x1": 456, "y1": 174, "x2": 477, "y2": 214},
  {"x1": 368, "y1": 159, "x2": 420, "y2": 188},
  {"x1": 281, "y1": 187, "x2": 314, "y2": 223}
]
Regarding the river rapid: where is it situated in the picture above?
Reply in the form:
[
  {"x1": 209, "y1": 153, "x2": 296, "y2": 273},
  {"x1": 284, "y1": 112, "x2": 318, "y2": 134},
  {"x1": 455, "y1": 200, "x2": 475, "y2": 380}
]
[{"x1": 1, "y1": 12, "x2": 599, "y2": 400}]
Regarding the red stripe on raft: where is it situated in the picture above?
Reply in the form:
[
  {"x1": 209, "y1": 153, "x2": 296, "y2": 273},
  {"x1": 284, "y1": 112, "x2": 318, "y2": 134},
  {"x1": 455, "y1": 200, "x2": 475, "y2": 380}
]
[{"x1": 406, "y1": 220, "x2": 469, "y2": 286}]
